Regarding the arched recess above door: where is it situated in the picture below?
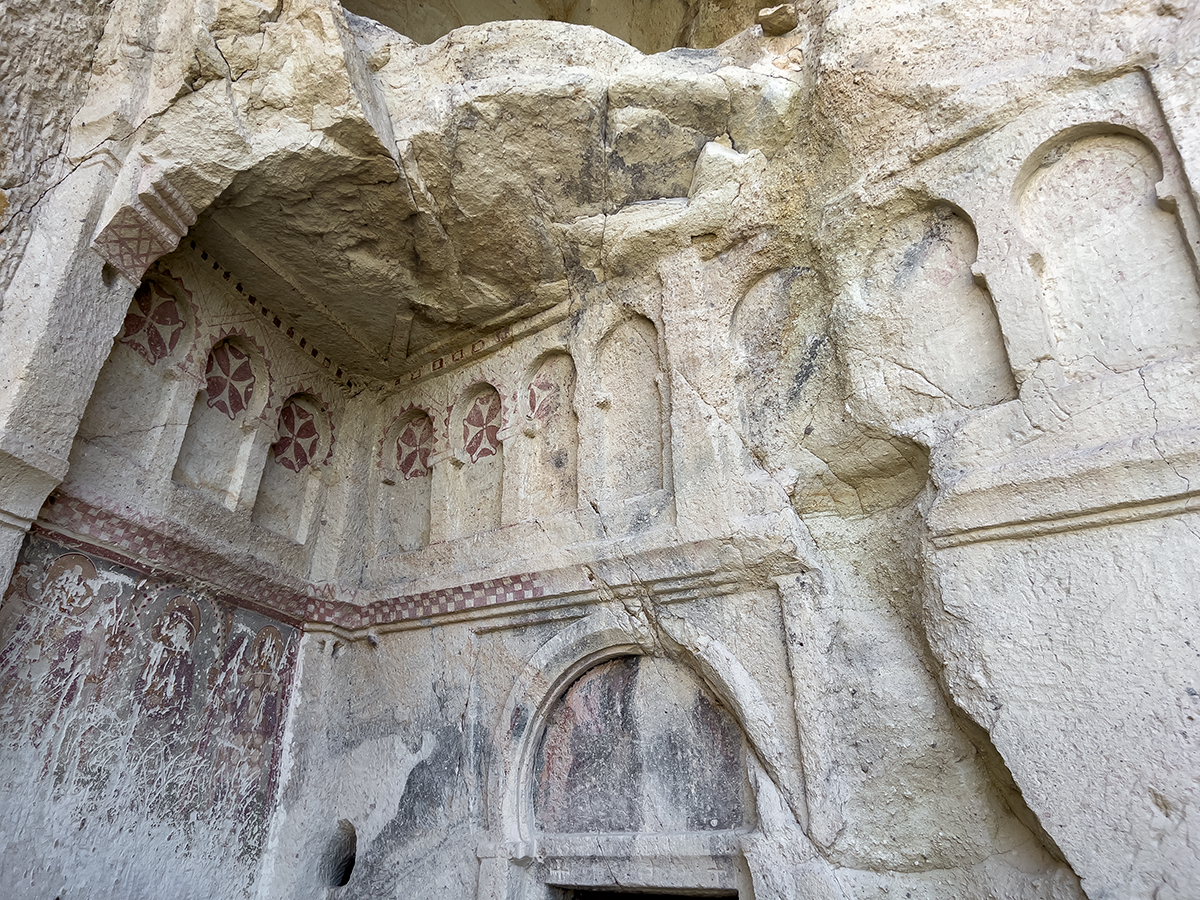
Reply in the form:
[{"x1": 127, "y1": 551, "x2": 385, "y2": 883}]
[
  {"x1": 484, "y1": 607, "x2": 813, "y2": 900},
  {"x1": 532, "y1": 653, "x2": 754, "y2": 834},
  {"x1": 491, "y1": 608, "x2": 812, "y2": 846}
]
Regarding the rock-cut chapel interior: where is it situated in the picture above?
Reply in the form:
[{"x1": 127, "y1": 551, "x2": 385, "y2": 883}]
[{"x1": 1, "y1": 1, "x2": 1199, "y2": 899}]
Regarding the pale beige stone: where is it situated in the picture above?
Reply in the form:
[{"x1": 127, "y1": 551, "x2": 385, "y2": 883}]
[
  {"x1": 1, "y1": 2, "x2": 1199, "y2": 899},
  {"x1": 756, "y1": 4, "x2": 798, "y2": 36}
]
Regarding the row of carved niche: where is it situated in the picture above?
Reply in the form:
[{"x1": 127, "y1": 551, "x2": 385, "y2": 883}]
[
  {"x1": 105, "y1": 274, "x2": 340, "y2": 545},
  {"x1": 830, "y1": 124, "x2": 1200, "y2": 432},
  {"x1": 374, "y1": 315, "x2": 670, "y2": 550}
]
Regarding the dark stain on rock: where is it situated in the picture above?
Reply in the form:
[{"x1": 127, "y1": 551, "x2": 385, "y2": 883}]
[
  {"x1": 353, "y1": 724, "x2": 464, "y2": 892},
  {"x1": 509, "y1": 703, "x2": 529, "y2": 739},
  {"x1": 647, "y1": 692, "x2": 748, "y2": 832},
  {"x1": 532, "y1": 656, "x2": 752, "y2": 834},
  {"x1": 789, "y1": 334, "x2": 828, "y2": 403},
  {"x1": 533, "y1": 656, "x2": 642, "y2": 832},
  {"x1": 385, "y1": 725, "x2": 462, "y2": 839},
  {"x1": 895, "y1": 210, "x2": 953, "y2": 291}
]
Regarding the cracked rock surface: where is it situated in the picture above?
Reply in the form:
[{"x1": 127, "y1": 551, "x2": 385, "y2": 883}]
[{"x1": 1, "y1": 2, "x2": 1199, "y2": 899}]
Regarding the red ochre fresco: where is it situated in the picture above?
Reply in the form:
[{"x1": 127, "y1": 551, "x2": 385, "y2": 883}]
[{"x1": 0, "y1": 533, "x2": 301, "y2": 882}]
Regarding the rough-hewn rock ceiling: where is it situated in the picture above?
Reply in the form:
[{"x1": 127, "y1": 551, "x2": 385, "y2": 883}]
[
  {"x1": 340, "y1": 0, "x2": 763, "y2": 52},
  {"x1": 192, "y1": 13, "x2": 780, "y2": 382}
]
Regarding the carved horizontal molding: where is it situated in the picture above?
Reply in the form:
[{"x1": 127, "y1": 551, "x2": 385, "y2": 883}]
[
  {"x1": 35, "y1": 493, "x2": 803, "y2": 636},
  {"x1": 929, "y1": 487, "x2": 1200, "y2": 549},
  {"x1": 395, "y1": 298, "x2": 573, "y2": 386}
]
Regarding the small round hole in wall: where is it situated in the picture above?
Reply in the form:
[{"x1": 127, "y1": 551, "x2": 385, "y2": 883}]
[{"x1": 321, "y1": 819, "x2": 357, "y2": 888}]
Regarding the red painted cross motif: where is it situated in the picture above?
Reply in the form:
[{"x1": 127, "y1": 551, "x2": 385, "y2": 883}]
[
  {"x1": 529, "y1": 373, "x2": 561, "y2": 421},
  {"x1": 396, "y1": 415, "x2": 434, "y2": 479},
  {"x1": 271, "y1": 401, "x2": 320, "y2": 472},
  {"x1": 463, "y1": 392, "x2": 502, "y2": 462},
  {"x1": 205, "y1": 342, "x2": 255, "y2": 419},
  {"x1": 120, "y1": 281, "x2": 184, "y2": 366}
]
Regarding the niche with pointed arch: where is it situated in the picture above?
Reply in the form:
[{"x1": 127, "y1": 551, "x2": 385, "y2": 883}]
[
  {"x1": 252, "y1": 393, "x2": 331, "y2": 543},
  {"x1": 532, "y1": 655, "x2": 753, "y2": 834},
  {"x1": 173, "y1": 336, "x2": 267, "y2": 510}
]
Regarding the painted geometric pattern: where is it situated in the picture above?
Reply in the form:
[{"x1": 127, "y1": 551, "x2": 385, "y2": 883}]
[
  {"x1": 120, "y1": 280, "x2": 185, "y2": 366},
  {"x1": 463, "y1": 390, "x2": 502, "y2": 462},
  {"x1": 529, "y1": 370, "x2": 562, "y2": 420},
  {"x1": 205, "y1": 341, "x2": 255, "y2": 420},
  {"x1": 272, "y1": 400, "x2": 320, "y2": 473},
  {"x1": 38, "y1": 498, "x2": 552, "y2": 631},
  {"x1": 396, "y1": 414, "x2": 434, "y2": 479},
  {"x1": 92, "y1": 205, "x2": 179, "y2": 283},
  {"x1": 304, "y1": 573, "x2": 546, "y2": 630}
]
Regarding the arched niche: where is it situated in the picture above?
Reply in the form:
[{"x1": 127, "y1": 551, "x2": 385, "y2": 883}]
[
  {"x1": 1018, "y1": 129, "x2": 1200, "y2": 378},
  {"x1": 843, "y1": 204, "x2": 1017, "y2": 427},
  {"x1": 487, "y1": 611, "x2": 782, "y2": 900},
  {"x1": 172, "y1": 336, "x2": 267, "y2": 510},
  {"x1": 252, "y1": 394, "x2": 331, "y2": 544},
  {"x1": 516, "y1": 352, "x2": 579, "y2": 520},
  {"x1": 532, "y1": 654, "x2": 754, "y2": 835},
  {"x1": 444, "y1": 383, "x2": 504, "y2": 539},
  {"x1": 597, "y1": 316, "x2": 665, "y2": 501},
  {"x1": 76, "y1": 275, "x2": 193, "y2": 467},
  {"x1": 380, "y1": 408, "x2": 436, "y2": 552}
]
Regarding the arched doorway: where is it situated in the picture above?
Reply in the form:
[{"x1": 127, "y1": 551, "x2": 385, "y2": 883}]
[{"x1": 499, "y1": 650, "x2": 759, "y2": 899}]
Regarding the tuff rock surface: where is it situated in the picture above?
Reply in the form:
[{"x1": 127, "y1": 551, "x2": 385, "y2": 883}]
[{"x1": 1, "y1": 2, "x2": 1198, "y2": 899}]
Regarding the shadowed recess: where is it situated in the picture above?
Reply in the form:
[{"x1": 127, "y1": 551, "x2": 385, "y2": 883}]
[{"x1": 341, "y1": 0, "x2": 765, "y2": 53}]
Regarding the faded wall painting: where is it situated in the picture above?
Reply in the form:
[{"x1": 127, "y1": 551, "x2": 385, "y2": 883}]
[
  {"x1": 0, "y1": 534, "x2": 299, "y2": 899},
  {"x1": 533, "y1": 655, "x2": 753, "y2": 834}
]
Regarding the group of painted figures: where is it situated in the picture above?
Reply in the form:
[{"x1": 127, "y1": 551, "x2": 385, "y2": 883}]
[{"x1": 0, "y1": 539, "x2": 293, "y2": 848}]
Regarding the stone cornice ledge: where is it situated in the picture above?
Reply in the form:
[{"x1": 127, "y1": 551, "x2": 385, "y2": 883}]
[
  {"x1": 928, "y1": 426, "x2": 1200, "y2": 548},
  {"x1": 0, "y1": 436, "x2": 70, "y2": 530},
  {"x1": 34, "y1": 492, "x2": 809, "y2": 637}
]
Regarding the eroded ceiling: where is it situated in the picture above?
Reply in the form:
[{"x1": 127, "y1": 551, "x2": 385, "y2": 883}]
[{"x1": 192, "y1": 15, "x2": 786, "y2": 382}]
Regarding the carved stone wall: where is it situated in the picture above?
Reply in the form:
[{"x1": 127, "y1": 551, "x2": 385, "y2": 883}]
[
  {"x1": 1, "y1": 2, "x2": 1199, "y2": 900},
  {"x1": 0, "y1": 533, "x2": 299, "y2": 900}
]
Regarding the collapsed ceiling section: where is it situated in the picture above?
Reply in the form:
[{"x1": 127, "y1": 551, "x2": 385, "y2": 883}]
[
  {"x1": 340, "y1": 0, "x2": 765, "y2": 53},
  {"x1": 193, "y1": 14, "x2": 798, "y2": 382}
]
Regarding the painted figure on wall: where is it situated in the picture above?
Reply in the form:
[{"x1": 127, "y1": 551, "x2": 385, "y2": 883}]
[
  {"x1": 231, "y1": 625, "x2": 285, "y2": 767},
  {"x1": 136, "y1": 595, "x2": 201, "y2": 731},
  {"x1": 24, "y1": 555, "x2": 102, "y2": 748}
]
